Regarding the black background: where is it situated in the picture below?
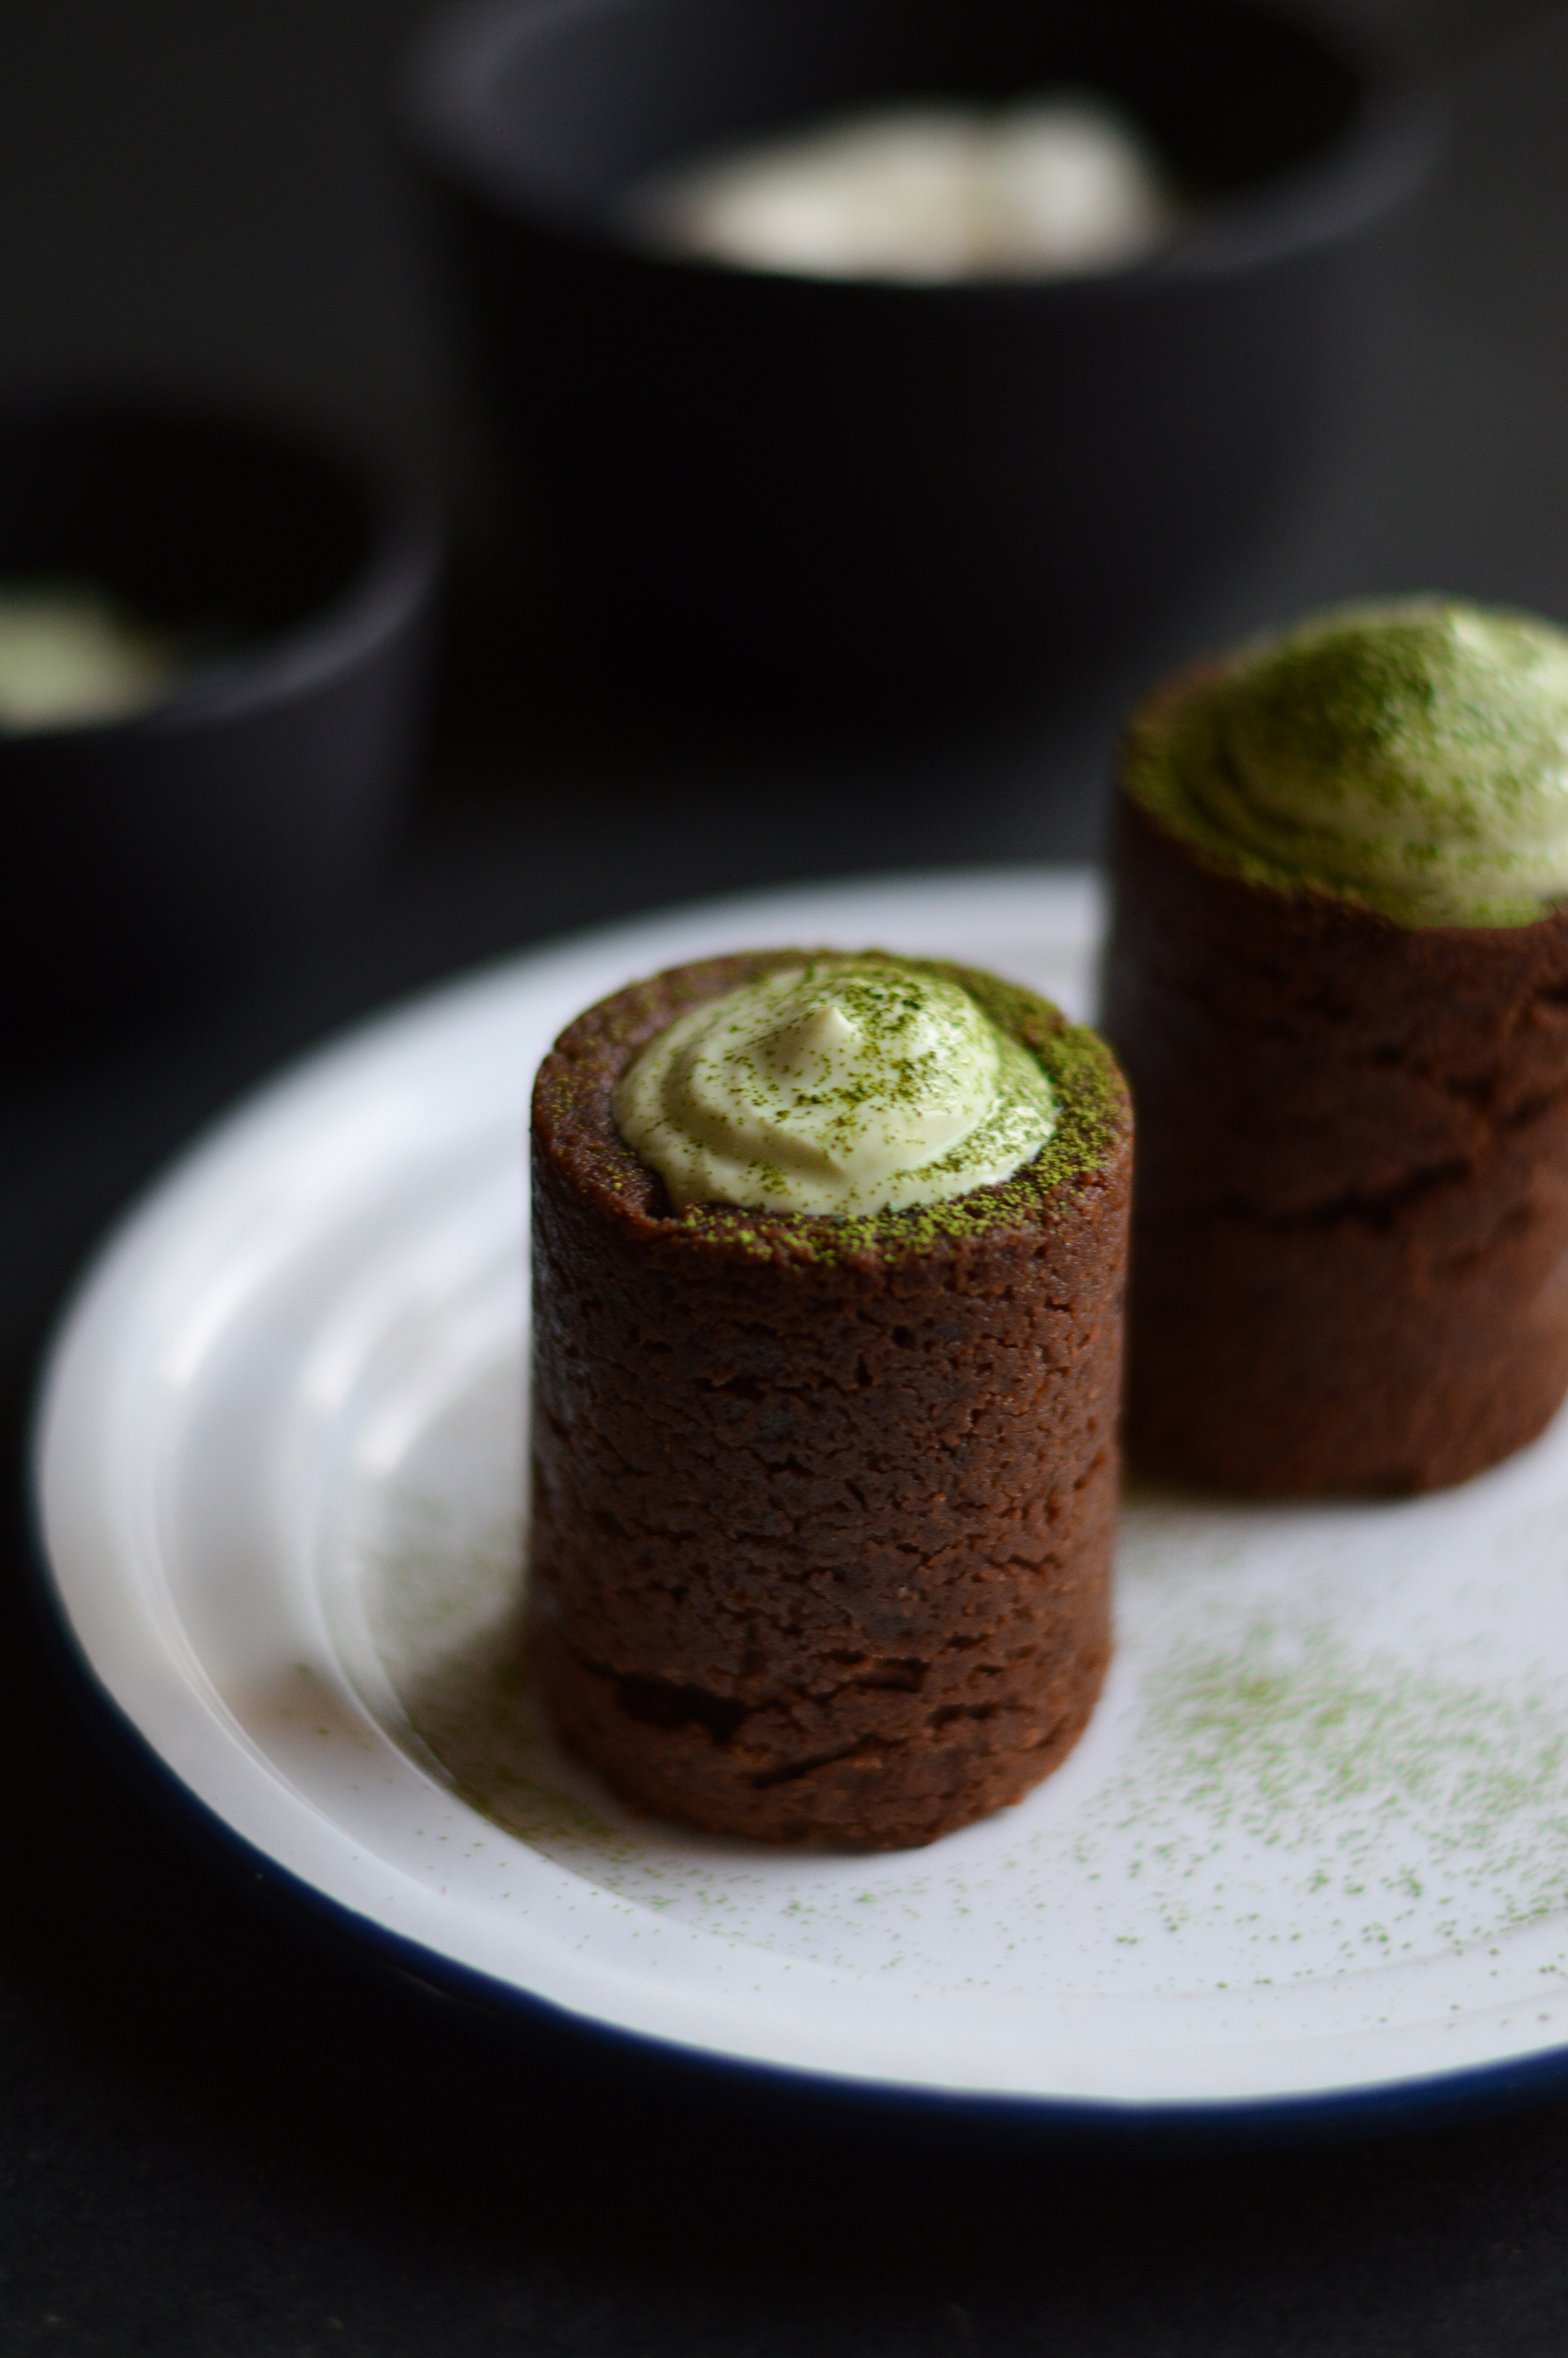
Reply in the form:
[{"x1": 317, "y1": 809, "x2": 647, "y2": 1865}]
[{"x1": 8, "y1": 2, "x2": 1568, "y2": 2350}]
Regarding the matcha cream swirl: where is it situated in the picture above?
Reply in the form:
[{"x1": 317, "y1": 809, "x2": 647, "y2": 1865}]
[
  {"x1": 614, "y1": 957, "x2": 1056, "y2": 1216},
  {"x1": 1124, "y1": 598, "x2": 1568, "y2": 927}
]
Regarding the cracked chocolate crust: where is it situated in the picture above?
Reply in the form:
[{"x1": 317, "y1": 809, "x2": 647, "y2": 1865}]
[
  {"x1": 1104, "y1": 789, "x2": 1568, "y2": 1494},
  {"x1": 526, "y1": 950, "x2": 1131, "y2": 1849}
]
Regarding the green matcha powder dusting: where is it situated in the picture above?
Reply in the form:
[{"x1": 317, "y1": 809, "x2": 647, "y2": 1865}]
[
  {"x1": 613, "y1": 954, "x2": 1122, "y2": 1244},
  {"x1": 1124, "y1": 597, "x2": 1568, "y2": 927}
]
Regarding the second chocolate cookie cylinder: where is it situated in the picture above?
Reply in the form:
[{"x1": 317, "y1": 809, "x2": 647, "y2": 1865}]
[
  {"x1": 1104, "y1": 792, "x2": 1568, "y2": 1495},
  {"x1": 527, "y1": 951, "x2": 1131, "y2": 1849}
]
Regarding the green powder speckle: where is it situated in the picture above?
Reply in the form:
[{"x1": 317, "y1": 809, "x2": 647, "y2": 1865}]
[
  {"x1": 616, "y1": 955, "x2": 1060, "y2": 1219},
  {"x1": 1124, "y1": 597, "x2": 1568, "y2": 928},
  {"x1": 1125, "y1": 1610, "x2": 1568, "y2": 1941},
  {"x1": 671, "y1": 963, "x2": 1126, "y2": 1266}
]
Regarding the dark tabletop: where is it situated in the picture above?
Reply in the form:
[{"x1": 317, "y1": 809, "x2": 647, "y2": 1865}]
[{"x1": 7, "y1": 2, "x2": 1568, "y2": 2351}]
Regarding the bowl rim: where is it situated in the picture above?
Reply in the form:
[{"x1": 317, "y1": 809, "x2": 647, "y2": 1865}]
[
  {"x1": 402, "y1": 0, "x2": 1444, "y2": 296},
  {"x1": 0, "y1": 390, "x2": 443, "y2": 747}
]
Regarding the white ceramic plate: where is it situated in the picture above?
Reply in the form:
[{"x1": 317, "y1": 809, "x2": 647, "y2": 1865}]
[{"x1": 35, "y1": 869, "x2": 1568, "y2": 2137}]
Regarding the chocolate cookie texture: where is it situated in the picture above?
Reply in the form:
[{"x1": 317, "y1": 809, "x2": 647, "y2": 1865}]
[
  {"x1": 1106, "y1": 700, "x2": 1568, "y2": 1498},
  {"x1": 527, "y1": 951, "x2": 1131, "y2": 1849}
]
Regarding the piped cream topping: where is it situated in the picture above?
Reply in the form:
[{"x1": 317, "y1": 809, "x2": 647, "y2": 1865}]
[
  {"x1": 613, "y1": 957, "x2": 1056, "y2": 1216},
  {"x1": 1124, "y1": 598, "x2": 1568, "y2": 928}
]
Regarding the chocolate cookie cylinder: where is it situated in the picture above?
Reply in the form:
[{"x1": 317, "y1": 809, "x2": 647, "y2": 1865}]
[
  {"x1": 1105, "y1": 782, "x2": 1568, "y2": 1496},
  {"x1": 527, "y1": 950, "x2": 1131, "y2": 1849}
]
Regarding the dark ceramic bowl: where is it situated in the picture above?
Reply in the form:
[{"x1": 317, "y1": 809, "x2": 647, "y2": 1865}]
[
  {"x1": 0, "y1": 400, "x2": 440, "y2": 1036},
  {"x1": 403, "y1": 0, "x2": 1437, "y2": 719}
]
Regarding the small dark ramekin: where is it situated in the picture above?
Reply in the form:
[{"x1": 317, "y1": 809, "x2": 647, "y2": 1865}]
[
  {"x1": 0, "y1": 398, "x2": 441, "y2": 1039},
  {"x1": 402, "y1": 0, "x2": 1438, "y2": 719}
]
